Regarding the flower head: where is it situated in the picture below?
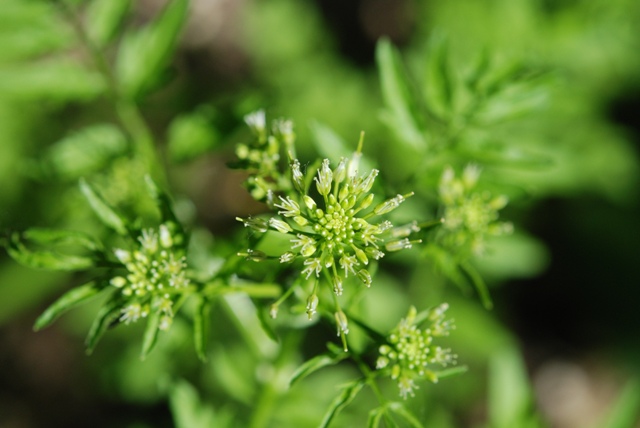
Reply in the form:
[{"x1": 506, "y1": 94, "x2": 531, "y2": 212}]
[
  {"x1": 376, "y1": 304, "x2": 456, "y2": 399},
  {"x1": 110, "y1": 223, "x2": 189, "y2": 331},
  {"x1": 439, "y1": 165, "x2": 512, "y2": 256}
]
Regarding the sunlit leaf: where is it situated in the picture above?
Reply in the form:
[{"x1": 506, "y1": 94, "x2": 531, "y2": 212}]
[
  {"x1": 289, "y1": 351, "x2": 349, "y2": 387},
  {"x1": 85, "y1": 293, "x2": 123, "y2": 354},
  {"x1": 168, "y1": 108, "x2": 220, "y2": 163},
  {"x1": 79, "y1": 178, "x2": 128, "y2": 235},
  {"x1": 193, "y1": 296, "x2": 211, "y2": 362},
  {"x1": 34, "y1": 281, "x2": 108, "y2": 331},
  {"x1": 320, "y1": 378, "x2": 366, "y2": 428},
  {"x1": 140, "y1": 306, "x2": 162, "y2": 360},
  {"x1": 7, "y1": 232, "x2": 96, "y2": 271},
  {"x1": 86, "y1": 0, "x2": 132, "y2": 47}
]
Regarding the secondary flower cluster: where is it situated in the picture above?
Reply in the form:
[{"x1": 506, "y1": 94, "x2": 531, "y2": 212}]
[
  {"x1": 110, "y1": 223, "x2": 190, "y2": 331},
  {"x1": 376, "y1": 304, "x2": 456, "y2": 399},
  {"x1": 238, "y1": 154, "x2": 420, "y2": 300},
  {"x1": 439, "y1": 165, "x2": 512, "y2": 256},
  {"x1": 235, "y1": 110, "x2": 295, "y2": 201}
]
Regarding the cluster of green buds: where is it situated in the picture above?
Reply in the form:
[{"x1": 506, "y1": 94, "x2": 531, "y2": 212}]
[
  {"x1": 234, "y1": 110, "x2": 296, "y2": 201},
  {"x1": 439, "y1": 165, "x2": 513, "y2": 256},
  {"x1": 237, "y1": 134, "x2": 422, "y2": 349},
  {"x1": 376, "y1": 304, "x2": 456, "y2": 399},
  {"x1": 111, "y1": 223, "x2": 189, "y2": 332}
]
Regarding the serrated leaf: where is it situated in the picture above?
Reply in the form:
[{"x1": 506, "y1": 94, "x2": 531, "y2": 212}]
[
  {"x1": 290, "y1": 351, "x2": 349, "y2": 387},
  {"x1": 0, "y1": 59, "x2": 104, "y2": 100},
  {"x1": 376, "y1": 39, "x2": 426, "y2": 151},
  {"x1": 23, "y1": 228, "x2": 101, "y2": 252},
  {"x1": 7, "y1": 233, "x2": 96, "y2": 271},
  {"x1": 168, "y1": 108, "x2": 220, "y2": 163},
  {"x1": 320, "y1": 378, "x2": 366, "y2": 428},
  {"x1": 46, "y1": 124, "x2": 128, "y2": 180},
  {"x1": 193, "y1": 296, "x2": 211, "y2": 362},
  {"x1": 86, "y1": 0, "x2": 132, "y2": 47},
  {"x1": 140, "y1": 307, "x2": 162, "y2": 359},
  {"x1": 85, "y1": 293, "x2": 122, "y2": 354},
  {"x1": 116, "y1": 0, "x2": 189, "y2": 99},
  {"x1": 79, "y1": 178, "x2": 128, "y2": 235},
  {"x1": 34, "y1": 281, "x2": 107, "y2": 331}
]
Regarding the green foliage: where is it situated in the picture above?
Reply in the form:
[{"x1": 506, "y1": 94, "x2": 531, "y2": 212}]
[{"x1": 0, "y1": 0, "x2": 638, "y2": 426}]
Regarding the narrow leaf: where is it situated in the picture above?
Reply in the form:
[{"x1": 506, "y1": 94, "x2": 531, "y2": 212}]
[
  {"x1": 376, "y1": 38, "x2": 425, "y2": 151},
  {"x1": 85, "y1": 294, "x2": 122, "y2": 354},
  {"x1": 34, "y1": 281, "x2": 107, "y2": 331},
  {"x1": 116, "y1": 0, "x2": 189, "y2": 98},
  {"x1": 423, "y1": 34, "x2": 454, "y2": 118},
  {"x1": 320, "y1": 379, "x2": 366, "y2": 428},
  {"x1": 433, "y1": 365, "x2": 468, "y2": 379},
  {"x1": 599, "y1": 378, "x2": 640, "y2": 428},
  {"x1": 290, "y1": 352, "x2": 349, "y2": 387},
  {"x1": 256, "y1": 306, "x2": 279, "y2": 344},
  {"x1": 460, "y1": 261, "x2": 493, "y2": 310},
  {"x1": 140, "y1": 308, "x2": 162, "y2": 359},
  {"x1": 145, "y1": 176, "x2": 181, "y2": 229},
  {"x1": 23, "y1": 228, "x2": 101, "y2": 252},
  {"x1": 86, "y1": 0, "x2": 132, "y2": 47},
  {"x1": 79, "y1": 178, "x2": 128, "y2": 235},
  {"x1": 368, "y1": 408, "x2": 384, "y2": 428},
  {"x1": 193, "y1": 296, "x2": 211, "y2": 362},
  {"x1": 388, "y1": 402, "x2": 424, "y2": 428},
  {"x1": 7, "y1": 233, "x2": 95, "y2": 271}
]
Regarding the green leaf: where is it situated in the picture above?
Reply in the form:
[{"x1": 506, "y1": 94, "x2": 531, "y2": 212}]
[
  {"x1": 79, "y1": 178, "x2": 128, "y2": 235},
  {"x1": 22, "y1": 228, "x2": 101, "y2": 252},
  {"x1": 320, "y1": 378, "x2": 366, "y2": 428},
  {"x1": 289, "y1": 351, "x2": 349, "y2": 387},
  {"x1": 388, "y1": 402, "x2": 424, "y2": 428},
  {"x1": 422, "y1": 34, "x2": 454, "y2": 118},
  {"x1": 34, "y1": 281, "x2": 107, "y2": 331},
  {"x1": 376, "y1": 38, "x2": 426, "y2": 151},
  {"x1": 168, "y1": 108, "x2": 220, "y2": 163},
  {"x1": 86, "y1": 0, "x2": 132, "y2": 47},
  {"x1": 85, "y1": 293, "x2": 123, "y2": 354},
  {"x1": 459, "y1": 261, "x2": 493, "y2": 310},
  {"x1": 256, "y1": 305, "x2": 279, "y2": 344},
  {"x1": 489, "y1": 346, "x2": 534, "y2": 428},
  {"x1": 368, "y1": 407, "x2": 384, "y2": 428},
  {"x1": 433, "y1": 365, "x2": 468, "y2": 380},
  {"x1": 140, "y1": 307, "x2": 162, "y2": 359},
  {"x1": 599, "y1": 378, "x2": 640, "y2": 428},
  {"x1": 144, "y1": 176, "x2": 182, "y2": 230},
  {"x1": 309, "y1": 120, "x2": 351, "y2": 160},
  {"x1": 116, "y1": 0, "x2": 189, "y2": 99},
  {"x1": 7, "y1": 232, "x2": 96, "y2": 271},
  {"x1": 0, "y1": 59, "x2": 104, "y2": 100},
  {"x1": 424, "y1": 244, "x2": 472, "y2": 295},
  {"x1": 170, "y1": 379, "x2": 228, "y2": 428},
  {"x1": 193, "y1": 296, "x2": 211, "y2": 362},
  {"x1": 46, "y1": 124, "x2": 128, "y2": 180}
]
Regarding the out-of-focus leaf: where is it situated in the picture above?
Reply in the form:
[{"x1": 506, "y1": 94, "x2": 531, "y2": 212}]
[
  {"x1": 0, "y1": 60, "x2": 104, "y2": 100},
  {"x1": 424, "y1": 244, "x2": 472, "y2": 295},
  {"x1": 388, "y1": 402, "x2": 424, "y2": 428},
  {"x1": 46, "y1": 125, "x2": 128, "y2": 180},
  {"x1": 320, "y1": 378, "x2": 366, "y2": 428},
  {"x1": 86, "y1": 0, "x2": 132, "y2": 47},
  {"x1": 433, "y1": 365, "x2": 469, "y2": 380},
  {"x1": 599, "y1": 378, "x2": 640, "y2": 428},
  {"x1": 459, "y1": 261, "x2": 493, "y2": 310},
  {"x1": 170, "y1": 379, "x2": 233, "y2": 428},
  {"x1": 85, "y1": 293, "x2": 122, "y2": 354},
  {"x1": 116, "y1": 0, "x2": 189, "y2": 99},
  {"x1": 168, "y1": 108, "x2": 220, "y2": 163},
  {"x1": 290, "y1": 351, "x2": 349, "y2": 387},
  {"x1": 368, "y1": 407, "x2": 384, "y2": 428},
  {"x1": 34, "y1": 281, "x2": 108, "y2": 331},
  {"x1": 256, "y1": 305, "x2": 279, "y2": 343},
  {"x1": 376, "y1": 39, "x2": 426, "y2": 151},
  {"x1": 140, "y1": 307, "x2": 162, "y2": 360},
  {"x1": 193, "y1": 296, "x2": 211, "y2": 362},
  {"x1": 309, "y1": 120, "x2": 351, "y2": 160},
  {"x1": 474, "y1": 233, "x2": 549, "y2": 281},
  {"x1": 7, "y1": 232, "x2": 96, "y2": 271},
  {"x1": 79, "y1": 178, "x2": 128, "y2": 235},
  {"x1": 489, "y1": 346, "x2": 535, "y2": 428},
  {"x1": 145, "y1": 176, "x2": 182, "y2": 234},
  {"x1": 422, "y1": 34, "x2": 454, "y2": 118},
  {"x1": 22, "y1": 228, "x2": 101, "y2": 252},
  {"x1": 458, "y1": 142, "x2": 553, "y2": 169},
  {"x1": 0, "y1": 0, "x2": 72, "y2": 61}
]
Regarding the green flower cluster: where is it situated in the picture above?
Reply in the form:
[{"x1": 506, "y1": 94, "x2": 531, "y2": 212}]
[
  {"x1": 111, "y1": 223, "x2": 190, "y2": 331},
  {"x1": 238, "y1": 153, "x2": 420, "y2": 301},
  {"x1": 235, "y1": 110, "x2": 295, "y2": 201},
  {"x1": 376, "y1": 304, "x2": 456, "y2": 399},
  {"x1": 439, "y1": 165, "x2": 512, "y2": 256}
]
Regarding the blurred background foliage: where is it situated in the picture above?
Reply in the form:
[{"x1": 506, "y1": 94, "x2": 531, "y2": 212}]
[{"x1": 0, "y1": 0, "x2": 639, "y2": 427}]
